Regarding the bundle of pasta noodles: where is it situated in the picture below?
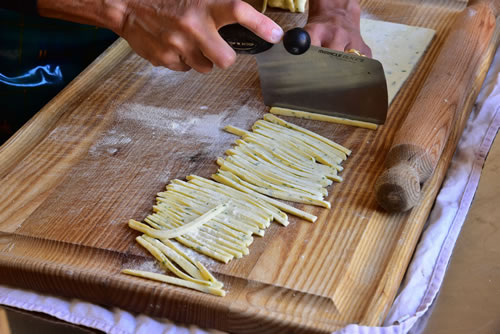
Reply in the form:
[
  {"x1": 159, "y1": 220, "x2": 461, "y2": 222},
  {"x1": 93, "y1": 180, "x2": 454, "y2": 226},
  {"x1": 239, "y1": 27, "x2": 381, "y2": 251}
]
[{"x1": 123, "y1": 114, "x2": 350, "y2": 296}]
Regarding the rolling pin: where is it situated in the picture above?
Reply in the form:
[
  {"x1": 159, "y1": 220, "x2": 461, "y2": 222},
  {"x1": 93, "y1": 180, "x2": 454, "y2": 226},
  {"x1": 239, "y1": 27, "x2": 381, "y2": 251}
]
[{"x1": 375, "y1": 0, "x2": 497, "y2": 212}]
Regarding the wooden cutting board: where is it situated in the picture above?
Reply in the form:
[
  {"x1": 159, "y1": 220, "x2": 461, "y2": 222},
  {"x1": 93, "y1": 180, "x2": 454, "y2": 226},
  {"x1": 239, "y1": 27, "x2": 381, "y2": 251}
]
[{"x1": 0, "y1": 0, "x2": 498, "y2": 332}]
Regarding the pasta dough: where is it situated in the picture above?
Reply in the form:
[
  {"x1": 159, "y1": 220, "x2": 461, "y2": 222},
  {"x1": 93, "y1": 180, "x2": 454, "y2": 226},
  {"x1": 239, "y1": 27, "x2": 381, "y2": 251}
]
[{"x1": 361, "y1": 18, "x2": 435, "y2": 103}]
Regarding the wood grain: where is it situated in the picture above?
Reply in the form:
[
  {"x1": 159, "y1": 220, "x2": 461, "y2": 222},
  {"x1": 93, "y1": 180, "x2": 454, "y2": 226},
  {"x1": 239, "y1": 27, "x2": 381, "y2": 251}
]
[
  {"x1": 375, "y1": 0, "x2": 497, "y2": 212},
  {"x1": 0, "y1": 1, "x2": 498, "y2": 332}
]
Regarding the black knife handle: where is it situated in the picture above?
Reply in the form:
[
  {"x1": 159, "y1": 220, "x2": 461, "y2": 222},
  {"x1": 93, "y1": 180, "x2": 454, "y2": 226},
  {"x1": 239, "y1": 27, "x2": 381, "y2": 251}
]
[
  {"x1": 219, "y1": 24, "x2": 311, "y2": 55},
  {"x1": 219, "y1": 24, "x2": 273, "y2": 54}
]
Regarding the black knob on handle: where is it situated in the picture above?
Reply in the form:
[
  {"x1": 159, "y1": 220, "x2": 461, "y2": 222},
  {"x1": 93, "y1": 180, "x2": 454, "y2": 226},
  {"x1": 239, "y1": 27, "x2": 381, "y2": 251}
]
[{"x1": 283, "y1": 28, "x2": 311, "y2": 55}]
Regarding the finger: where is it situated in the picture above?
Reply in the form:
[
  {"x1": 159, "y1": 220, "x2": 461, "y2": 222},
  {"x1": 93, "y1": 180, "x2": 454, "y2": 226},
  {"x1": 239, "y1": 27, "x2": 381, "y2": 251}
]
[
  {"x1": 214, "y1": 1, "x2": 283, "y2": 43},
  {"x1": 304, "y1": 24, "x2": 324, "y2": 47},
  {"x1": 165, "y1": 32, "x2": 214, "y2": 73},
  {"x1": 166, "y1": 62, "x2": 192, "y2": 72},
  {"x1": 197, "y1": 28, "x2": 237, "y2": 69},
  {"x1": 324, "y1": 37, "x2": 349, "y2": 52},
  {"x1": 183, "y1": 49, "x2": 214, "y2": 73},
  {"x1": 156, "y1": 51, "x2": 192, "y2": 71},
  {"x1": 345, "y1": 40, "x2": 372, "y2": 58}
]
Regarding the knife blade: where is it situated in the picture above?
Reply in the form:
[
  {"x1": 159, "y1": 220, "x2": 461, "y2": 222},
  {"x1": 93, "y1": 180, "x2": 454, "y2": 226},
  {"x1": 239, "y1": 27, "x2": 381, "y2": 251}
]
[{"x1": 219, "y1": 24, "x2": 388, "y2": 124}]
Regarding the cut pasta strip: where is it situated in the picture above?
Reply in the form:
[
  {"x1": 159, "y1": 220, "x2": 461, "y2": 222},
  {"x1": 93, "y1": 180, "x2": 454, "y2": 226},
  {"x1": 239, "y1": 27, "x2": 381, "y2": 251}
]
[
  {"x1": 227, "y1": 152, "x2": 329, "y2": 194},
  {"x1": 252, "y1": 125, "x2": 343, "y2": 167},
  {"x1": 254, "y1": 120, "x2": 347, "y2": 161},
  {"x1": 160, "y1": 187, "x2": 268, "y2": 232},
  {"x1": 141, "y1": 235, "x2": 203, "y2": 280},
  {"x1": 128, "y1": 202, "x2": 229, "y2": 239},
  {"x1": 225, "y1": 126, "x2": 319, "y2": 165},
  {"x1": 137, "y1": 216, "x2": 234, "y2": 263},
  {"x1": 228, "y1": 144, "x2": 332, "y2": 186},
  {"x1": 225, "y1": 155, "x2": 326, "y2": 197},
  {"x1": 156, "y1": 207, "x2": 252, "y2": 248},
  {"x1": 216, "y1": 169, "x2": 331, "y2": 209},
  {"x1": 195, "y1": 261, "x2": 222, "y2": 288},
  {"x1": 212, "y1": 172, "x2": 317, "y2": 222},
  {"x1": 244, "y1": 136, "x2": 343, "y2": 175},
  {"x1": 217, "y1": 160, "x2": 331, "y2": 208},
  {"x1": 264, "y1": 113, "x2": 352, "y2": 155},
  {"x1": 149, "y1": 207, "x2": 248, "y2": 257},
  {"x1": 136, "y1": 236, "x2": 209, "y2": 285},
  {"x1": 175, "y1": 235, "x2": 232, "y2": 263},
  {"x1": 186, "y1": 175, "x2": 289, "y2": 226},
  {"x1": 153, "y1": 207, "x2": 251, "y2": 252},
  {"x1": 235, "y1": 139, "x2": 341, "y2": 176},
  {"x1": 226, "y1": 127, "x2": 343, "y2": 176},
  {"x1": 122, "y1": 269, "x2": 225, "y2": 297},
  {"x1": 217, "y1": 158, "x2": 325, "y2": 200},
  {"x1": 168, "y1": 181, "x2": 272, "y2": 227},
  {"x1": 269, "y1": 107, "x2": 378, "y2": 130}
]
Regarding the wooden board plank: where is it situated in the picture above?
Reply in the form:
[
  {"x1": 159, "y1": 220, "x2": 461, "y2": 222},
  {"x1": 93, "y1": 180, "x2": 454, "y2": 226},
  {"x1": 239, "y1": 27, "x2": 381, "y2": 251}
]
[{"x1": 0, "y1": 1, "x2": 498, "y2": 332}]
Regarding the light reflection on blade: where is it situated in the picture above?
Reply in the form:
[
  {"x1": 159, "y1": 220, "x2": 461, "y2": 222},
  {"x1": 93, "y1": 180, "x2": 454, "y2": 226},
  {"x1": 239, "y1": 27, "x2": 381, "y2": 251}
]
[{"x1": 255, "y1": 43, "x2": 388, "y2": 124}]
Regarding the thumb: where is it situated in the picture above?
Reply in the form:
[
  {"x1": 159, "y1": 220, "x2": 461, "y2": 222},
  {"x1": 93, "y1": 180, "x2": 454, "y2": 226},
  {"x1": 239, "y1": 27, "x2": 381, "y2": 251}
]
[{"x1": 213, "y1": 1, "x2": 283, "y2": 43}]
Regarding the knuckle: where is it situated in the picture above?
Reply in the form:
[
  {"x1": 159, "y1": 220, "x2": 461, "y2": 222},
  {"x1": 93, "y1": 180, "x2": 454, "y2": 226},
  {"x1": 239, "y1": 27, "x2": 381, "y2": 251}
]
[
  {"x1": 218, "y1": 52, "x2": 236, "y2": 69},
  {"x1": 178, "y1": 13, "x2": 198, "y2": 33},
  {"x1": 229, "y1": 0, "x2": 245, "y2": 20},
  {"x1": 157, "y1": 52, "x2": 179, "y2": 67},
  {"x1": 305, "y1": 24, "x2": 322, "y2": 38},
  {"x1": 162, "y1": 33, "x2": 183, "y2": 52},
  {"x1": 329, "y1": 27, "x2": 347, "y2": 39}
]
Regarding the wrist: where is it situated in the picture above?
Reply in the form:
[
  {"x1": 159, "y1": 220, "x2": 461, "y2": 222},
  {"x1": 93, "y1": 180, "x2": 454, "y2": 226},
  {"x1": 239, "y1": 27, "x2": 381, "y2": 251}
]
[{"x1": 37, "y1": 0, "x2": 127, "y2": 32}]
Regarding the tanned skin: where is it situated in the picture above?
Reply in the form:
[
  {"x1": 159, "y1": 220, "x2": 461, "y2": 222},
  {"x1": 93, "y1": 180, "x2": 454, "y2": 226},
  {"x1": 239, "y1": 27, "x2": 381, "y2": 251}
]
[{"x1": 37, "y1": 0, "x2": 369, "y2": 73}]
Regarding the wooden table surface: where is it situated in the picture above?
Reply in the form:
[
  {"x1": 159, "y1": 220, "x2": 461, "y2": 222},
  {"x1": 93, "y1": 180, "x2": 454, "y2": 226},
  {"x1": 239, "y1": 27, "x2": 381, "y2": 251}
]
[
  {"x1": 2, "y1": 132, "x2": 499, "y2": 334},
  {"x1": 0, "y1": 1, "x2": 498, "y2": 333}
]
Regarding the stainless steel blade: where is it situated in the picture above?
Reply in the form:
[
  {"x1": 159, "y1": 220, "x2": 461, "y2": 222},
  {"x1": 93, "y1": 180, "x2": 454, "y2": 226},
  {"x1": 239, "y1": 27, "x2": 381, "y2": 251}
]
[{"x1": 255, "y1": 43, "x2": 388, "y2": 124}]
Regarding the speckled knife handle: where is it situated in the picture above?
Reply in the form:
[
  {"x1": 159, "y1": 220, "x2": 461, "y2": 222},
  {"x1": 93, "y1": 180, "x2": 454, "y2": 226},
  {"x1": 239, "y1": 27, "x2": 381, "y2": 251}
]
[{"x1": 375, "y1": 0, "x2": 497, "y2": 212}]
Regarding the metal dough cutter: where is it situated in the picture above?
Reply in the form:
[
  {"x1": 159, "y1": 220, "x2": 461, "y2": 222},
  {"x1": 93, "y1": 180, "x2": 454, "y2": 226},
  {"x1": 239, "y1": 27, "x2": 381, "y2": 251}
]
[{"x1": 219, "y1": 24, "x2": 388, "y2": 124}]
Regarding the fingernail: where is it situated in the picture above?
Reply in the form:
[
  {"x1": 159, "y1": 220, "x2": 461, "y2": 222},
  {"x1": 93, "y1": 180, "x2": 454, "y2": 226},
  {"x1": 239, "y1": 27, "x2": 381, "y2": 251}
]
[{"x1": 271, "y1": 28, "x2": 283, "y2": 43}]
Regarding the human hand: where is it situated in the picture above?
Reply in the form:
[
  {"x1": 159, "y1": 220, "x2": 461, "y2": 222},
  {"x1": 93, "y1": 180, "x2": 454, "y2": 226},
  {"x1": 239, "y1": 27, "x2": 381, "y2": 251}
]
[
  {"x1": 304, "y1": 0, "x2": 371, "y2": 57},
  {"x1": 114, "y1": 0, "x2": 284, "y2": 73}
]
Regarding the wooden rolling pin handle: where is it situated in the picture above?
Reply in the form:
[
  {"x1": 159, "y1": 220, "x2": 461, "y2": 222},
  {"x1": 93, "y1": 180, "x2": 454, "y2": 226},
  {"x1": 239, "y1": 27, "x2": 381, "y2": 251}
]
[
  {"x1": 375, "y1": 144, "x2": 434, "y2": 212},
  {"x1": 375, "y1": 0, "x2": 497, "y2": 212}
]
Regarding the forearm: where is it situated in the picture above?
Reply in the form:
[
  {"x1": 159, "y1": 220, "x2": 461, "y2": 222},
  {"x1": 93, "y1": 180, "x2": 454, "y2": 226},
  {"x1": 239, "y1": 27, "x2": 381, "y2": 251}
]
[
  {"x1": 20, "y1": 0, "x2": 282, "y2": 73},
  {"x1": 37, "y1": 0, "x2": 126, "y2": 33}
]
